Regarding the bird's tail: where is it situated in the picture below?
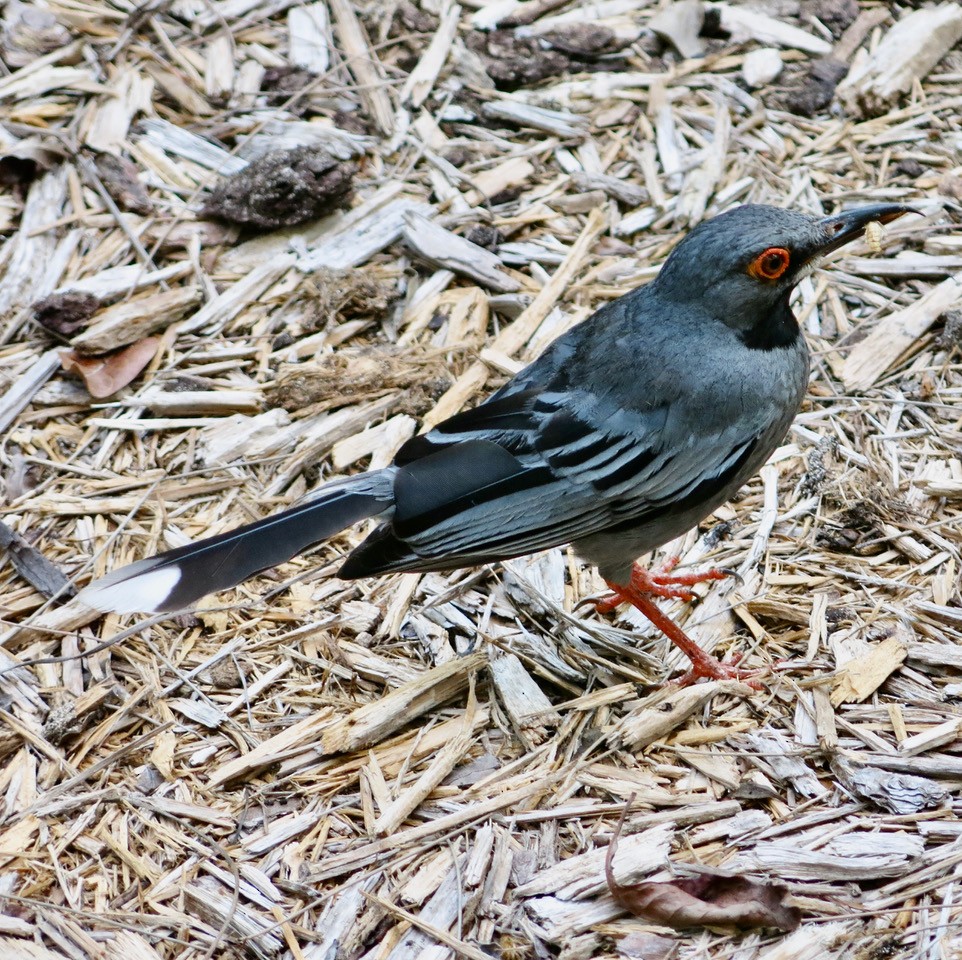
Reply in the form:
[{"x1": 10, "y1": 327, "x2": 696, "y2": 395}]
[{"x1": 77, "y1": 473, "x2": 394, "y2": 614}]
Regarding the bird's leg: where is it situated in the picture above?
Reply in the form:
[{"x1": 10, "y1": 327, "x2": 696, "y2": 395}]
[{"x1": 598, "y1": 562, "x2": 763, "y2": 687}]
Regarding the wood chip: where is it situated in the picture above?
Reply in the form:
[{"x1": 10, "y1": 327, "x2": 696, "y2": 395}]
[
  {"x1": 837, "y1": 4, "x2": 962, "y2": 115},
  {"x1": 402, "y1": 212, "x2": 521, "y2": 292},
  {"x1": 831, "y1": 634, "x2": 909, "y2": 706},
  {"x1": 321, "y1": 650, "x2": 486, "y2": 754},
  {"x1": 841, "y1": 272, "x2": 962, "y2": 390},
  {"x1": 617, "y1": 681, "x2": 753, "y2": 749},
  {"x1": 400, "y1": 0, "x2": 460, "y2": 108},
  {"x1": 711, "y1": 2, "x2": 832, "y2": 54},
  {"x1": 70, "y1": 286, "x2": 202, "y2": 354},
  {"x1": 329, "y1": 0, "x2": 394, "y2": 135}
]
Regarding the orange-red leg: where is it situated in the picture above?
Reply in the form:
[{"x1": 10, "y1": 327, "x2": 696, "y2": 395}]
[{"x1": 598, "y1": 560, "x2": 763, "y2": 688}]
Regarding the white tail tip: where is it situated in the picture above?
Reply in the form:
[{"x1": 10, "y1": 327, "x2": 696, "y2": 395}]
[{"x1": 77, "y1": 565, "x2": 183, "y2": 614}]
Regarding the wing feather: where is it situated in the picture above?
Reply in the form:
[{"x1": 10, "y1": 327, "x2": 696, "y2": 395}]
[{"x1": 341, "y1": 385, "x2": 765, "y2": 578}]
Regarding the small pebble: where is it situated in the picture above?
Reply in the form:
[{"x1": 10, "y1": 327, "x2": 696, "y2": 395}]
[{"x1": 742, "y1": 48, "x2": 784, "y2": 88}]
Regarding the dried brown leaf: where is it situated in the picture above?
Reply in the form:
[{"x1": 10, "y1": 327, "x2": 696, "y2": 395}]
[
  {"x1": 60, "y1": 337, "x2": 160, "y2": 398},
  {"x1": 607, "y1": 874, "x2": 801, "y2": 933},
  {"x1": 605, "y1": 802, "x2": 800, "y2": 933}
]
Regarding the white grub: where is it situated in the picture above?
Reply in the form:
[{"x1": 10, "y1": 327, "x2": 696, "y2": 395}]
[{"x1": 864, "y1": 219, "x2": 884, "y2": 254}]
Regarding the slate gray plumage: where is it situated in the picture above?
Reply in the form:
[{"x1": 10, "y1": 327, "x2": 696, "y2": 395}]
[{"x1": 78, "y1": 202, "x2": 910, "y2": 680}]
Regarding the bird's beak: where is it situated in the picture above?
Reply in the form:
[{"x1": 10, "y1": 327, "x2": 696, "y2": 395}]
[{"x1": 812, "y1": 203, "x2": 916, "y2": 258}]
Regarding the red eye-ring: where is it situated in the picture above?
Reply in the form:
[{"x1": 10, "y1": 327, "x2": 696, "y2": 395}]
[{"x1": 748, "y1": 247, "x2": 791, "y2": 281}]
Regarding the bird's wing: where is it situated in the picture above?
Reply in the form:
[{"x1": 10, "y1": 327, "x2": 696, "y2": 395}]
[{"x1": 340, "y1": 381, "x2": 764, "y2": 576}]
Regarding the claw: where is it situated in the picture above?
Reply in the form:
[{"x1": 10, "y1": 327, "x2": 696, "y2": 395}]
[
  {"x1": 594, "y1": 592, "x2": 624, "y2": 616},
  {"x1": 717, "y1": 566, "x2": 744, "y2": 585}
]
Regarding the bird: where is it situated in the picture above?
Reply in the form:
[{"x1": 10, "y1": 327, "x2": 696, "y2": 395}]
[{"x1": 77, "y1": 202, "x2": 910, "y2": 684}]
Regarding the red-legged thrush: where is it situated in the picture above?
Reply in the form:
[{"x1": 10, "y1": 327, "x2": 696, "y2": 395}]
[{"x1": 78, "y1": 202, "x2": 911, "y2": 683}]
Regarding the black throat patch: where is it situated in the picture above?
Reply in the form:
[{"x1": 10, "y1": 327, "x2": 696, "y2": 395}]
[{"x1": 739, "y1": 294, "x2": 800, "y2": 351}]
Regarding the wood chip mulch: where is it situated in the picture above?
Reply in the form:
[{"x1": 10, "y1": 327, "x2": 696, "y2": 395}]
[{"x1": 0, "y1": 0, "x2": 961, "y2": 958}]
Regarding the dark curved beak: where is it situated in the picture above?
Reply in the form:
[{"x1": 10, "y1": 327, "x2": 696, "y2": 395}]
[{"x1": 813, "y1": 203, "x2": 917, "y2": 258}]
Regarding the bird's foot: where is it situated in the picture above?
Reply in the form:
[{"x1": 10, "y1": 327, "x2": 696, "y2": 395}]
[
  {"x1": 673, "y1": 650, "x2": 766, "y2": 690},
  {"x1": 595, "y1": 558, "x2": 733, "y2": 611},
  {"x1": 599, "y1": 562, "x2": 764, "y2": 690}
]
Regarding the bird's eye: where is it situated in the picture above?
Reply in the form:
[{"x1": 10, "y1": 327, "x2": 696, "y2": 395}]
[{"x1": 748, "y1": 247, "x2": 791, "y2": 281}]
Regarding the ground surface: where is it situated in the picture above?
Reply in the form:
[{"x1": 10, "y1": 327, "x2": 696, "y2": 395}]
[{"x1": 0, "y1": 0, "x2": 961, "y2": 958}]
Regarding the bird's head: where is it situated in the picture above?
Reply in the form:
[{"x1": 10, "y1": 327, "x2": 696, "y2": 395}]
[{"x1": 652, "y1": 203, "x2": 912, "y2": 346}]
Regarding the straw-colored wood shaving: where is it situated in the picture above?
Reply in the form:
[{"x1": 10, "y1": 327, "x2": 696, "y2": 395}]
[{"x1": 0, "y1": 1, "x2": 961, "y2": 958}]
